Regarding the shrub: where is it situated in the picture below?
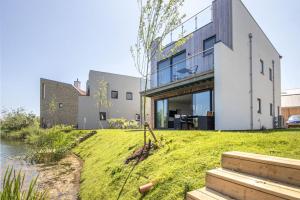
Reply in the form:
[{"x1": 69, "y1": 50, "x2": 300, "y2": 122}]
[
  {"x1": 108, "y1": 118, "x2": 140, "y2": 129},
  {"x1": 0, "y1": 167, "x2": 48, "y2": 199},
  {"x1": 0, "y1": 108, "x2": 38, "y2": 133},
  {"x1": 27, "y1": 126, "x2": 86, "y2": 163}
]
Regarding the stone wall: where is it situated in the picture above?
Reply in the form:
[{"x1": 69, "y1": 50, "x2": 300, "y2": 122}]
[{"x1": 40, "y1": 78, "x2": 82, "y2": 128}]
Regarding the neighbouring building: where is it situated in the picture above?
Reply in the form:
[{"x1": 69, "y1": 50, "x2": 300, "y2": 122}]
[
  {"x1": 77, "y1": 70, "x2": 145, "y2": 129},
  {"x1": 142, "y1": 0, "x2": 281, "y2": 130},
  {"x1": 40, "y1": 70, "x2": 145, "y2": 129},
  {"x1": 281, "y1": 89, "x2": 300, "y2": 122},
  {"x1": 40, "y1": 78, "x2": 86, "y2": 128}
]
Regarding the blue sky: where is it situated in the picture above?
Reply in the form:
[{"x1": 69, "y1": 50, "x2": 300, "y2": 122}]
[{"x1": 1, "y1": 0, "x2": 300, "y2": 115}]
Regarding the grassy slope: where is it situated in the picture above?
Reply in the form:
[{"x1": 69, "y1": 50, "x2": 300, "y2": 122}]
[{"x1": 74, "y1": 129, "x2": 300, "y2": 200}]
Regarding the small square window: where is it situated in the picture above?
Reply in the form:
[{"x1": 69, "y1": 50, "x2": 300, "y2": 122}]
[
  {"x1": 260, "y1": 60, "x2": 264, "y2": 74},
  {"x1": 269, "y1": 68, "x2": 273, "y2": 81},
  {"x1": 58, "y1": 103, "x2": 63, "y2": 108},
  {"x1": 99, "y1": 112, "x2": 106, "y2": 121},
  {"x1": 126, "y1": 92, "x2": 133, "y2": 100},
  {"x1": 111, "y1": 91, "x2": 118, "y2": 99},
  {"x1": 135, "y1": 114, "x2": 140, "y2": 121},
  {"x1": 257, "y1": 98, "x2": 261, "y2": 114}
]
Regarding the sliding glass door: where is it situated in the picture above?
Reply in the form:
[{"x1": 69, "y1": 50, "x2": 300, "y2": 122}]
[
  {"x1": 193, "y1": 90, "x2": 212, "y2": 116},
  {"x1": 155, "y1": 99, "x2": 168, "y2": 129}
]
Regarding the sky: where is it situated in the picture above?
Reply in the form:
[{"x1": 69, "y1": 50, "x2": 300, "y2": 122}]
[{"x1": 1, "y1": 0, "x2": 300, "y2": 115}]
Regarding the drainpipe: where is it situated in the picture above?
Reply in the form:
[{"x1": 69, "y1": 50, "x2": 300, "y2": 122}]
[
  {"x1": 272, "y1": 60, "x2": 275, "y2": 128},
  {"x1": 249, "y1": 33, "x2": 253, "y2": 130}
]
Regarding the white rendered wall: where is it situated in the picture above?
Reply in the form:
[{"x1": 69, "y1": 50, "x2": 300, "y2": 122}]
[
  {"x1": 214, "y1": 0, "x2": 281, "y2": 130},
  {"x1": 78, "y1": 70, "x2": 143, "y2": 129}
]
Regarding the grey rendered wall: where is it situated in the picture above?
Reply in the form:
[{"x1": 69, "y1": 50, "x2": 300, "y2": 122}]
[
  {"x1": 214, "y1": 0, "x2": 281, "y2": 130},
  {"x1": 78, "y1": 71, "x2": 143, "y2": 129}
]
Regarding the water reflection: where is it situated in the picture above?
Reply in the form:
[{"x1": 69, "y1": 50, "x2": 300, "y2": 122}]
[{"x1": 0, "y1": 139, "x2": 38, "y2": 187}]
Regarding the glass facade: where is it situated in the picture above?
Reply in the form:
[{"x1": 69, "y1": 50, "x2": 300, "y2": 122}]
[
  {"x1": 157, "y1": 59, "x2": 171, "y2": 86},
  {"x1": 155, "y1": 99, "x2": 168, "y2": 129},
  {"x1": 172, "y1": 52, "x2": 186, "y2": 80},
  {"x1": 193, "y1": 90, "x2": 212, "y2": 116}
]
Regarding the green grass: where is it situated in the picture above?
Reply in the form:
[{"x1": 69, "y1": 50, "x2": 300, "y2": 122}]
[{"x1": 74, "y1": 129, "x2": 300, "y2": 200}]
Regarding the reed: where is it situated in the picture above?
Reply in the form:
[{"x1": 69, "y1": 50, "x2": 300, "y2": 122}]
[{"x1": 0, "y1": 167, "x2": 48, "y2": 200}]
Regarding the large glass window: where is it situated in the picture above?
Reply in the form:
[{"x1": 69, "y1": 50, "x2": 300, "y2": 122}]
[
  {"x1": 172, "y1": 51, "x2": 186, "y2": 80},
  {"x1": 155, "y1": 99, "x2": 168, "y2": 129},
  {"x1": 157, "y1": 59, "x2": 171, "y2": 86},
  {"x1": 193, "y1": 91, "x2": 211, "y2": 116}
]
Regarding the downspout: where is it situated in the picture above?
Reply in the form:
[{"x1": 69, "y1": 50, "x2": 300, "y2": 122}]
[
  {"x1": 249, "y1": 33, "x2": 253, "y2": 130},
  {"x1": 272, "y1": 60, "x2": 275, "y2": 128}
]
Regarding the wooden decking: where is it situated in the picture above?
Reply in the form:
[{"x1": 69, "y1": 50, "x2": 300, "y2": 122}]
[{"x1": 187, "y1": 152, "x2": 300, "y2": 200}]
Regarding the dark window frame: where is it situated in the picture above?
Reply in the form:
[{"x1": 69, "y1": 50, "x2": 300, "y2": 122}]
[
  {"x1": 269, "y1": 68, "x2": 273, "y2": 81},
  {"x1": 257, "y1": 98, "x2": 262, "y2": 114},
  {"x1": 260, "y1": 59, "x2": 264, "y2": 74},
  {"x1": 157, "y1": 57, "x2": 171, "y2": 86},
  {"x1": 99, "y1": 112, "x2": 106, "y2": 121},
  {"x1": 270, "y1": 103, "x2": 273, "y2": 116},
  {"x1": 126, "y1": 92, "x2": 133, "y2": 100},
  {"x1": 156, "y1": 50, "x2": 186, "y2": 86},
  {"x1": 111, "y1": 90, "x2": 118, "y2": 99},
  {"x1": 203, "y1": 35, "x2": 216, "y2": 56},
  {"x1": 135, "y1": 114, "x2": 141, "y2": 121}
]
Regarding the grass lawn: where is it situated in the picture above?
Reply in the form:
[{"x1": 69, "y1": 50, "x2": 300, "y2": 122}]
[{"x1": 74, "y1": 129, "x2": 300, "y2": 200}]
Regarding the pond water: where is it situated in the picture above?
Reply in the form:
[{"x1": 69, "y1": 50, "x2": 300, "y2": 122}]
[{"x1": 0, "y1": 139, "x2": 38, "y2": 187}]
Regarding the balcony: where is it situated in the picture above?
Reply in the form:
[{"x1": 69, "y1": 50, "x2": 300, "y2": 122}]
[
  {"x1": 150, "y1": 48, "x2": 214, "y2": 89},
  {"x1": 162, "y1": 5, "x2": 212, "y2": 47}
]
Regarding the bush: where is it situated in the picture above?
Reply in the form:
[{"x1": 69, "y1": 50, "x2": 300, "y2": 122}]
[
  {"x1": 0, "y1": 108, "x2": 38, "y2": 134},
  {"x1": 27, "y1": 126, "x2": 86, "y2": 163},
  {"x1": 0, "y1": 167, "x2": 48, "y2": 199},
  {"x1": 108, "y1": 118, "x2": 140, "y2": 129}
]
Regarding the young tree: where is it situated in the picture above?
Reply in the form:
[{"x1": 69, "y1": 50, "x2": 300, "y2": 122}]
[
  {"x1": 131, "y1": 0, "x2": 187, "y2": 146},
  {"x1": 94, "y1": 80, "x2": 111, "y2": 129}
]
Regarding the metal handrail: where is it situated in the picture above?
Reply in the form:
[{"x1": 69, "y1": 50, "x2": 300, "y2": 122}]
[
  {"x1": 150, "y1": 47, "x2": 214, "y2": 75},
  {"x1": 163, "y1": 4, "x2": 213, "y2": 46},
  {"x1": 170, "y1": 5, "x2": 212, "y2": 34}
]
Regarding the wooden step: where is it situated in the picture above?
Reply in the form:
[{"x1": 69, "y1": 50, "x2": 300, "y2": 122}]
[
  {"x1": 206, "y1": 168, "x2": 300, "y2": 200},
  {"x1": 222, "y1": 151, "x2": 300, "y2": 186},
  {"x1": 187, "y1": 187, "x2": 235, "y2": 200}
]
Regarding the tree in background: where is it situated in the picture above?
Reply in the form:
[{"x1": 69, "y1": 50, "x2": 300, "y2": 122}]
[
  {"x1": 94, "y1": 80, "x2": 111, "y2": 129},
  {"x1": 0, "y1": 107, "x2": 37, "y2": 133},
  {"x1": 131, "y1": 0, "x2": 187, "y2": 146}
]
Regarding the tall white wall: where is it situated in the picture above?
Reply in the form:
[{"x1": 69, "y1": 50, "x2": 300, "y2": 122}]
[
  {"x1": 78, "y1": 70, "x2": 143, "y2": 129},
  {"x1": 214, "y1": 0, "x2": 281, "y2": 130}
]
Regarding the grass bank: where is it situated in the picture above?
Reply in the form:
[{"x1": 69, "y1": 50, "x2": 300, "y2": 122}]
[{"x1": 74, "y1": 129, "x2": 300, "y2": 200}]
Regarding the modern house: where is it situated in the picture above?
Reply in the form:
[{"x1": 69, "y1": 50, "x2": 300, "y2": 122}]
[
  {"x1": 142, "y1": 0, "x2": 282, "y2": 130},
  {"x1": 281, "y1": 88, "x2": 300, "y2": 122},
  {"x1": 40, "y1": 70, "x2": 145, "y2": 129}
]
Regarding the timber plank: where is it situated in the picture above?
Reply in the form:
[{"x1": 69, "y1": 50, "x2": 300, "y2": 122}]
[
  {"x1": 206, "y1": 168, "x2": 300, "y2": 200},
  {"x1": 187, "y1": 187, "x2": 235, "y2": 200},
  {"x1": 222, "y1": 151, "x2": 300, "y2": 186}
]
